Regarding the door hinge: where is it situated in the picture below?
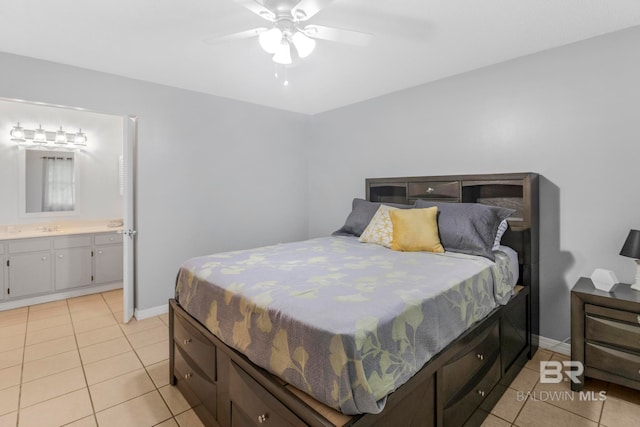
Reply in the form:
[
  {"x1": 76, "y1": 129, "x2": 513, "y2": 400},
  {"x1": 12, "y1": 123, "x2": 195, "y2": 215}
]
[
  {"x1": 91, "y1": 251, "x2": 94, "y2": 257},
  {"x1": 91, "y1": 275, "x2": 94, "y2": 282},
  {"x1": 7, "y1": 288, "x2": 10, "y2": 295},
  {"x1": 6, "y1": 259, "x2": 9, "y2": 267}
]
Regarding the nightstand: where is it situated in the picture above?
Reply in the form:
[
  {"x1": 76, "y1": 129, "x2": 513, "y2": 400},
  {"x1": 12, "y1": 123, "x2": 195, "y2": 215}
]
[{"x1": 571, "y1": 277, "x2": 640, "y2": 392}]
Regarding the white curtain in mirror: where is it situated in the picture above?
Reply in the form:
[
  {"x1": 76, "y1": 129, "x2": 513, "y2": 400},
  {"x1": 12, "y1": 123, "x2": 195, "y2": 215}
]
[{"x1": 42, "y1": 156, "x2": 75, "y2": 211}]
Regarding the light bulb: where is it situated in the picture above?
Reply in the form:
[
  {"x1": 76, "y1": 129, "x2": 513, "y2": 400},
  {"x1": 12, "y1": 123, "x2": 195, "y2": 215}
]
[
  {"x1": 259, "y1": 27, "x2": 283, "y2": 54},
  {"x1": 10, "y1": 122, "x2": 25, "y2": 142},
  {"x1": 292, "y1": 31, "x2": 316, "y2": 58},
  {"x1": 74, "y1": 129, "x2": 87, "y2": 146},
  {"x1": 55, "y1": 126, "x2": 67, "y2": 144},
  {"x1": 34, "y1": 124, "x2": 47, "y2": 143},
  {"x1": 272, "y1": 41, "x2": 292, "y2": 65}
]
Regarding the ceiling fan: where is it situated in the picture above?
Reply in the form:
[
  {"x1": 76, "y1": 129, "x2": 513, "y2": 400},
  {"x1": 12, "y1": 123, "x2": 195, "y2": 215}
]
[{"x1": 211, "y1": 0, "x2": 373, "y2": 65}]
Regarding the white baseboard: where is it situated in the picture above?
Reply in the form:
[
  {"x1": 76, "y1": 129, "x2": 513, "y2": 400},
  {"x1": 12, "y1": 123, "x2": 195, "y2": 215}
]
[
  {"x1": 135, "y1": 303, "x2": 168, "y2": 320},
  {"x1": 0, "y1": 283, "x2": 122, "y2": 311},
  {"x1": 538, "y1": 335, "x2": 571, "y2": 356}
]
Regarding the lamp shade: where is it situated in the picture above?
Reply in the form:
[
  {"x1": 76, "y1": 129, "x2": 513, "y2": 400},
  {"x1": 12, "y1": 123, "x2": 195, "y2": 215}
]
[
  {"x1": 272, "y1": 41, "x2": 292, "y2": 65},
  {"x1": 259, "y1": 27, "x2": 283, "y2": 54},
  {"x1": 620, "y1": 229, "x2": 640, "y2": 259},
  {"x1": 292, "y1": 31, "x2": 315, "y2": 58},
  {"x1": 10, "y1": 122, "x2": 25, "y2": 142}
]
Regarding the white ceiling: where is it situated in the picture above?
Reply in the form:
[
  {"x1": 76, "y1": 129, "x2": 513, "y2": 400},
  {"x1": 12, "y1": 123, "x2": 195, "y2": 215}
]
[{"x1": 1, "y1": 0, "x2": 640, "y2": 115}]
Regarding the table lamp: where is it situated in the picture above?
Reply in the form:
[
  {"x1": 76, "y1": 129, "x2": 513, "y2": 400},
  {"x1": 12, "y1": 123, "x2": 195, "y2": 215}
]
[{"x1": 620, "y1": 229, "x2": 640, "y2": 290}]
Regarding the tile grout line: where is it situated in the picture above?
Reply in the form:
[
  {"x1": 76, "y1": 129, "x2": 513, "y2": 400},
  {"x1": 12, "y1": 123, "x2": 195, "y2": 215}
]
[{"x1": 68, "y1": 295, "x2": 100, "y2": 427}]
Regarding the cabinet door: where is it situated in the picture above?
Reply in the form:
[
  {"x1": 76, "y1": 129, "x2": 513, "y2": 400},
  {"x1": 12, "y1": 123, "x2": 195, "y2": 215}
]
[
  {"x1": 0, "y1": 258, "x2": 4, "y2": 301},
  {"x1": 55, "y1": 247, "x2": 92, "y2": 290},
  {"x1": 94, "y1": 245, "x2": 123, "y2": 284},
  {"x1": 8, "y1": 251, "x2": 52, "y2": 298}
]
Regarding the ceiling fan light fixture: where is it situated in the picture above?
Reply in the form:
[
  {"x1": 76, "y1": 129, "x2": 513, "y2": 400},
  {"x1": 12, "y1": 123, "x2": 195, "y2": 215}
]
[
  {"x1": 259, "y1": 27, "x2": 283, "y2": 54},
  {"x1": 272, "y1": 41, "x2": 293, "y2": 65},
  {"x1": 292, "y1": 30, "x2": 315, "y2": 58}
]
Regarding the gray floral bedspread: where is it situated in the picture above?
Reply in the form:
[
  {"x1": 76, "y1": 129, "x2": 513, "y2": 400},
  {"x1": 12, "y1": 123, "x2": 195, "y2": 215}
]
[{"x1": 175, "y1": 236, "x2": 516, "y2": 415}]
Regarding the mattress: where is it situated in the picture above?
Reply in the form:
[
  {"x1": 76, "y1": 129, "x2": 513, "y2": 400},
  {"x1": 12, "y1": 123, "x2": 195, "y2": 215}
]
[{"x1": 175, "y1": 236, "x2": 517, "y2": 415}]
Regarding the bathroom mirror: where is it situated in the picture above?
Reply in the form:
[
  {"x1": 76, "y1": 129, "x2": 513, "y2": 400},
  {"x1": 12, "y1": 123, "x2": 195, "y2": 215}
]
[{"x1": 23, "y1": 148, "x2": 76, "y2": 214}]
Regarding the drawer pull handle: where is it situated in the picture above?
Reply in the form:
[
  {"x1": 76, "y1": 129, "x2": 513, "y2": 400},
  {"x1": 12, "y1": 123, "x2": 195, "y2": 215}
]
[
  {"x1": 637, "y1": 315, "x2": 640, "y2": 324},
  {"x1": 183, "y1": 339, "x2": 192, "y2": 345},
  {"x1": 257, "y1": 414, "x2": 268, "y2": 424},
  {"x1": 478, "y1": 390, "x2": 486, "y2": 397},
  {"x1": 476, "y1": 353, "x2": 484, "y2": 361},
  {"x1": 426, "y1": 187, "x2": 435, "y2": 194},
  {"x1": 184, "y1": 373, "x2": 192, "y2": 380}
]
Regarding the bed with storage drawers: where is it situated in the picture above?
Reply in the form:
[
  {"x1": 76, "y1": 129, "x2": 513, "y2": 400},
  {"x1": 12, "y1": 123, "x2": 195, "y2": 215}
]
[{"x1": 169, "y1": 172, "x2": 539, "y2": 426}]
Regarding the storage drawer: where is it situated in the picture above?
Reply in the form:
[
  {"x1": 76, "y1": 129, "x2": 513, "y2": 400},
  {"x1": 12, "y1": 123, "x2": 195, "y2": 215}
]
[
  {"x1": 174, "y1": 345, "x2": 217, "y2": 420},
  {"x1": 54, "y1": 235, "x2": 92, "y2": 249},
  {"x1": 174, "y1": 313, "x2": 216, "y2": 382},
  {"x1": 586, "y1": 315, "x2": 640, "y2": 352},
  {"x1": 443, "y1": 352, "x2": 501, "y2": 427},
  {"x1": 230, "y1": 362, "x2": 307, "y2": 427},
  {"x1": 94, "y1": 233, "x2": 123, "y2": 245},
  {"x1": 8, "y1": 238, "x2": 50, "y2": 254},
  {"x1": 586, "y1": 304, "x2": 640, "y2": 327},
  {"x1": 442, "y1": 321, "x2": 499, "y2": 402},
  {"x1": 586, "y1": 342, "x2": 640, "y2": 382},
  {"x1": 408, "y1": 181, "x2": 460, "y2": 200}
]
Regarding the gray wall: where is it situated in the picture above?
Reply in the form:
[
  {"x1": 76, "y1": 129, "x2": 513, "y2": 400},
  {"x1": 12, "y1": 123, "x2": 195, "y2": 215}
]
[
  {"x1": 308, "y1": 27, "x2": 640, "y2": 342},
  {"x1": 0, "y1": 52, "x2": 309, "y2": 312}
]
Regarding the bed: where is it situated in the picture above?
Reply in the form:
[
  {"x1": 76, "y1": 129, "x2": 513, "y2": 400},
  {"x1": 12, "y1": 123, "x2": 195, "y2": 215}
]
[{"x1": 169, "y1": 172, "x2": 539, "y2": 427}]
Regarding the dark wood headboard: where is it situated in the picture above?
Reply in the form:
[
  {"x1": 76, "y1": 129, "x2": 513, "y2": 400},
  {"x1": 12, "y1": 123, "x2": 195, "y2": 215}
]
[{"x1": 366, "y1": 172, "x2": 539, "y2": 346}]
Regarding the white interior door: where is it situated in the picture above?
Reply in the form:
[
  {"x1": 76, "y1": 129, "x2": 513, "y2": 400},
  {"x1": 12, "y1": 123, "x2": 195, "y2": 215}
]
[{"x1": 122, "y1": 116, "x2": 138, "y2": 322}]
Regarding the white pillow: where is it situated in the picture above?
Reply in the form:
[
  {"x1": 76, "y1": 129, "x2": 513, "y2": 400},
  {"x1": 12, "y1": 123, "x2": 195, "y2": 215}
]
[
  {"x1": 359, "y1": 205, "x2": 398, "y2": 248},
  {"x1": 492, "y1": 219, "x2": 509, "y2": 251}
]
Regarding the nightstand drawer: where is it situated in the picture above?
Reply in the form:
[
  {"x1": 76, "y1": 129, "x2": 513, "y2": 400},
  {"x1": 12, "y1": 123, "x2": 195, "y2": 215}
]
[
  {"x1": 586, "y1": 304, "x2": 640, "y2": 326},
  {"x1": 586, "y1": 342, "x2": 640, "y2": 381},
  {"x1": 586, "y1": 315, "x2": 640, "y2": 352}
]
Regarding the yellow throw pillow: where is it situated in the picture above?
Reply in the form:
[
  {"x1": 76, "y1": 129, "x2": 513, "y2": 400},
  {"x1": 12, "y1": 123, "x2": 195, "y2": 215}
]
[
  {"x1": 390, "y1": 207, "x2": 444, "y2": 253},
  {"x1": 359, "y1": 205, "x2": 398, "y2": 248}
]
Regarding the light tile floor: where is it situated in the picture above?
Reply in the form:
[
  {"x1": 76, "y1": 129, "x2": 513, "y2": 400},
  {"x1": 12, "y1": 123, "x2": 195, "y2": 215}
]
[
  {"x1": 0, "y1": 289, "x2": 203, "y2": 427},
  {"x1": 2, "y1": 291, "x2": 640, "y2": 426},
  {"x1": 483, "y1": 348, "x2": 640, "y2": 427}
]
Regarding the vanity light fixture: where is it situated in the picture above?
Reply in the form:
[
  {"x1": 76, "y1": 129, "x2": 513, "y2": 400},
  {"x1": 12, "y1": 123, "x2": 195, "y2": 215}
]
[
  {"x1": 9, "y1": 123, "x2": 88, "y2": 148},
  {"x1": 10, "y1": 122, "x2": 25, "y2": 142}
]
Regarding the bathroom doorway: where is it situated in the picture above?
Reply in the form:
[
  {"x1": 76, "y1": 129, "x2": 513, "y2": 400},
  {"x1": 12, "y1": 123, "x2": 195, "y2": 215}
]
[{"x1": 0, "y1": 97, "x2": 136, "y2": 320}]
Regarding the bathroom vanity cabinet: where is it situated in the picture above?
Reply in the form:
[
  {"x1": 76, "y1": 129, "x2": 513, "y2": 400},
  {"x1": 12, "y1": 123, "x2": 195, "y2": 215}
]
[{"x1": 2, "y1": 231, "x2": 123, "y2": 303}]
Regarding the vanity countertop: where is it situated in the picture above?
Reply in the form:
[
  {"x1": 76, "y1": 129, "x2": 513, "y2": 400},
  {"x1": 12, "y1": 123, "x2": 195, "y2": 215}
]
[{"x1": 0, "y1": 221, "x2": 124, "y2": 242}]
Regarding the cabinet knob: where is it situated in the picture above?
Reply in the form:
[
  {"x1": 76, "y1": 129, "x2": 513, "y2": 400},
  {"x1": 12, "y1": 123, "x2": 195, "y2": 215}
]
[
  {"x1": 637, "y1": 315, "x2": 640, "y2": 325},
  {"x1": 58, "y1": 254, "x2": 64, "y2": 259},
  {"x1": 478, "y1": 390, "x2": 486, "y2": 397},
  {"x1": 41, "y1": 256, "x2": 47, "y2": 261},
  {"x1": 476, "y1": 353, "x2": 484, "y2": 361},
  {"x1": 426, "y1": 187, "x2": 435, "y2": 194},
  {"x1": 184, "y1": 373, "x2": 192, "y2": 380},
  {"x1": 257, "y1": 414, "x2": 268, "y2": 424},
  {"x1": 98, "y1": 250, "x2": 103, "y2": 255},
  {"x1": 183, "y1": 339, "x2": 192, "y2": 345}
]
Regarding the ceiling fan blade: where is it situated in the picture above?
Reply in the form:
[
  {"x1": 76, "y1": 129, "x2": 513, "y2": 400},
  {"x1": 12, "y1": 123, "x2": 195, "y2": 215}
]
[
  {"x1": 203, "y1": 27, "x2": 267, "y2": 45},
  {"x1": 304, "y1": 24, "x2": 373, "y2": 46},
  {"x1": 292, "y1": 0, "x2": 336, "y2": 20},
  {"x1": 231, "y1": 0, "x2": 275, "y2": 21}
]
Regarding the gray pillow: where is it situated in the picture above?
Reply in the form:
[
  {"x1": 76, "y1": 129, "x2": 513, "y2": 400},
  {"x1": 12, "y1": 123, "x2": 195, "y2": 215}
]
[
  {"x1": 333, "y1": 198, "x2": 412, "y2": 237},
  {"x1": 414, "y1": 200, "x2": 514, "y2": 261}
]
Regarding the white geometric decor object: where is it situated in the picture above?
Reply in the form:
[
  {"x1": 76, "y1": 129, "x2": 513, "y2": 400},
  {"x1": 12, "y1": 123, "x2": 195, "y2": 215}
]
[{"x1": 590, "y1": 268, "x2": 619, "y2": 292}]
